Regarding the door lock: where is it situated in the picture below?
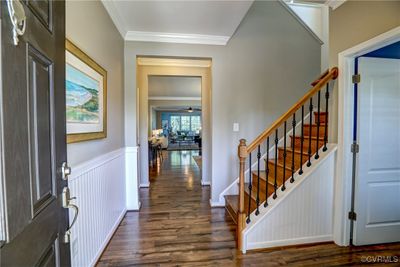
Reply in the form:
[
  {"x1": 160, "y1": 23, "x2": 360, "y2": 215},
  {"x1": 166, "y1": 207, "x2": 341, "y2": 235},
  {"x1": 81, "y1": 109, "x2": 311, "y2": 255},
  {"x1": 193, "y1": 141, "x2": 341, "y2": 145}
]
[
  {"x1": 62, "y1": 187, "x2": 79, "y2": 243},
  {"x1": 61, "y1": 162, "x2": 72, "y2": 180}
]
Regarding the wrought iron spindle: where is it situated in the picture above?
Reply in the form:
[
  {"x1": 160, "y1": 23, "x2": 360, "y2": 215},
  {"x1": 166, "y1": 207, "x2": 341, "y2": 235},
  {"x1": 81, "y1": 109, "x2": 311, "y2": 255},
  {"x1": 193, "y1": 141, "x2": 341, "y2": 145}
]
[
  {"x1": 273, "y1": 129, "x2": 278, "y2": 199},
  {"x1": 246, "y1": 153, "x2": 252, "y2": 223},
  {"x1": 291, "y1": 114, "x2": 296, "y2": 183},
  {"x1": 255, "y1": 145, "x2": 261, "y2": 215},
  {"x1": 307, "y1": 98, "x2": 313, "y2": 167},
  {"x1": 299, "y1": 105, "x2": 305, "y2": 175},
  {"x1": 264, "y1": 137, "x2": 269, "y2": 207},
  {"x1": 315, "y1": 91, "x2": 321, "y2": 159},
  {"x1": 323, "y1": 83, "x2": 330, "y2": 152},
  {"x1": 282, "y1": 122, "x2": 287, "y2": 191}
]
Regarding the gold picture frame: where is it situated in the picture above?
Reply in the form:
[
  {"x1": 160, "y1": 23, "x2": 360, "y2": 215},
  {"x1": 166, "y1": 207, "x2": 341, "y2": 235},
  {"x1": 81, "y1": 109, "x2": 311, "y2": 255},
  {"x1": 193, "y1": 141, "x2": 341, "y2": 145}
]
[{"x1": 66, "y1": 39, "x2": 107, "y2": 143}]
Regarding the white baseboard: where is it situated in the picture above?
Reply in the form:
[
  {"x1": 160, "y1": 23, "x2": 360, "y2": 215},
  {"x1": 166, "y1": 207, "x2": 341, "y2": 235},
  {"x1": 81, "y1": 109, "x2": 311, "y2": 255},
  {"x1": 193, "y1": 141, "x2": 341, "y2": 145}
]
[
  {"x1": 245, "y1": 235, "x2": 332, "y2": 252},
  {"x1": 127, "y1": 201, "x2": 141, "y2": 211},
  {"x1": 90, "y1": 208, "x2": 127, "y2": 266},
  {"x1": 209, "y1": 198, "x2": 225, "y2": 208},
  {"x1": 201, "y1": 180, "x2": 211, "y2": 186},
  {"x1": 139, "y1": 183, "x2": 150, "y2": 188}
]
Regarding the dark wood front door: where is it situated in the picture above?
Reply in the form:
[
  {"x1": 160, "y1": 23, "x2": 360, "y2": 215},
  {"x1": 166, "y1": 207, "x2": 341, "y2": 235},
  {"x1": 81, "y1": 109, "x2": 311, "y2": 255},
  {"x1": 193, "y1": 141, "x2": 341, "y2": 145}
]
[{"x1": 0, "y1": 0, "x2": 70, "y2": 266}]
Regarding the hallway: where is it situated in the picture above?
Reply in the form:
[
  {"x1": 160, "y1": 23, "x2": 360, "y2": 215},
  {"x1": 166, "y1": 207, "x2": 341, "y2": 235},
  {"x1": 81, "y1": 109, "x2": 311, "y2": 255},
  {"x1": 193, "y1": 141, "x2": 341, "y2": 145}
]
[{"x1": 97, "y1": 151, "x2": 400, "y2": 266}]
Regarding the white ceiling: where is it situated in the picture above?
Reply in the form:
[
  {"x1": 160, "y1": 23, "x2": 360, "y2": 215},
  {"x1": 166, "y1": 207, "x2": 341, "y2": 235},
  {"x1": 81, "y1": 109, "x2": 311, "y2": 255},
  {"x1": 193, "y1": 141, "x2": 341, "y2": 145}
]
[
  {"x1": 149, "y1": 76, "x2": 201, "y2": 98},
  {"x1": 102, "y1": 0, "x2": 254, "y2": 45}
]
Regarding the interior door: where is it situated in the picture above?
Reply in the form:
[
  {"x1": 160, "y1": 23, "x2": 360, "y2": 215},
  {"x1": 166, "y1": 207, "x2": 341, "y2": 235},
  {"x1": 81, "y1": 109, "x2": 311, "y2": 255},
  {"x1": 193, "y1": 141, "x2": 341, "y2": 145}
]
[
  {"x1": 0, "y1": 0, "x2": 71, "y2": 266},
  {"x1": 354, "y1": 57, "x2": 400, "y2": 245}
]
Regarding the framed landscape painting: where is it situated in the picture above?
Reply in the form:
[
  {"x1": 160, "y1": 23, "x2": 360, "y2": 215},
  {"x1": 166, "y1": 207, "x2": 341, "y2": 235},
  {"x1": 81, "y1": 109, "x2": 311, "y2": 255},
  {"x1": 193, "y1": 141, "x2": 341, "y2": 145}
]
[{"x1": 66, "y1": 39, "x2": 107, "y2": 143}]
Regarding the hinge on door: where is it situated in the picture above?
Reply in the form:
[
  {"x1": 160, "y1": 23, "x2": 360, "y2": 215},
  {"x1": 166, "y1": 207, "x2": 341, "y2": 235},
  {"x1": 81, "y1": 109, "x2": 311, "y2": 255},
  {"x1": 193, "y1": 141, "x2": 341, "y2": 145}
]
[
  {"x1": 352, "y1": 74, "x2": 361, "y2": 84},
  {"x1": 351, "y1": 143, "x2": 359, "y2": 153},
  {"x1": 348, "y1": 211, "x2": 357, "y2": 221}
]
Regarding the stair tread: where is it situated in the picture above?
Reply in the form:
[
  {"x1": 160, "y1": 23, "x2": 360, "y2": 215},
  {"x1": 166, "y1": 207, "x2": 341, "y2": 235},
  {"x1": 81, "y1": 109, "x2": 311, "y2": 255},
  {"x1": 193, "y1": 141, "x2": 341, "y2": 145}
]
[
  {"x1": 303, "y1": 123, "x2": 328, "y2": 126},
  {"x1": 252, "y1": 170, "x2": 284, "y2": 184},
  {"x1": 292, "y1": 135, "x2": 325, "y2": 140},
  {"x1": 278, "y1": 147, "x2": 309, "y2": 155},
  {"x1": 265, "y1": 159, "x2": 293, "y2": 170}
]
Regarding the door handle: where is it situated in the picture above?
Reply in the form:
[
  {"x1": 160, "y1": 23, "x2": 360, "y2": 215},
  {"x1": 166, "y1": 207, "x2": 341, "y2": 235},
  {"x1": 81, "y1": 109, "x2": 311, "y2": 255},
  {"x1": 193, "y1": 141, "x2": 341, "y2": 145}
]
[
  {"x1": 6, "y1": 0, "x2": 26, "y2": 46},
  {"x1": 61, "y1": 187, "x2": 79, "y2": 243}
]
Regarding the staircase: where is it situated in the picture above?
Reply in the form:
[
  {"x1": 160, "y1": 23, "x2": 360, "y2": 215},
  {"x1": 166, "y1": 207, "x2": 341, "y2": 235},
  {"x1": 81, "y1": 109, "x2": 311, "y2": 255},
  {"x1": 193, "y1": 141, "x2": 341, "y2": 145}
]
[
  {"x1": 225, "y1": 112, "x2": 328, "y2": 218},
  {"x1": 225, "y1": 68, "x2": 339, "y2": 251}
]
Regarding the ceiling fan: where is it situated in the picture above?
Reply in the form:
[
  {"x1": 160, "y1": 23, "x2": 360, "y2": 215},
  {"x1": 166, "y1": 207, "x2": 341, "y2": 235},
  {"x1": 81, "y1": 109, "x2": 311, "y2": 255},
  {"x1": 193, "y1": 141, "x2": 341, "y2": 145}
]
[{"x1": 180, "y1": 106, "x2": 201, "y2": 113}]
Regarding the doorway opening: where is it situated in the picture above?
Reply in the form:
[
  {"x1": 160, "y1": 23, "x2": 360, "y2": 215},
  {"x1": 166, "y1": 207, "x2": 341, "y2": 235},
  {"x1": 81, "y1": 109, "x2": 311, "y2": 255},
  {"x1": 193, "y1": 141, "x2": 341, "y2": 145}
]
[
  {"x1": 136, "y1": 57, "x2": 212, "y2": 199},
  {"x1": 148, "y1": 76, "x2": 203, "y2": 181},
  {"x1": 335, "y1": 26, "x2": 400, "y2": 247}
]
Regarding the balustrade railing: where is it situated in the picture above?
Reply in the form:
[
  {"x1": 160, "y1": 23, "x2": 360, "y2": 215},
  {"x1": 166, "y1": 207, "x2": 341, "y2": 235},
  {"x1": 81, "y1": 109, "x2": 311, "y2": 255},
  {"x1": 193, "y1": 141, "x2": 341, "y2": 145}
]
[{"x1": 236, "y1": 67, "x2": 338, "y2": 250}]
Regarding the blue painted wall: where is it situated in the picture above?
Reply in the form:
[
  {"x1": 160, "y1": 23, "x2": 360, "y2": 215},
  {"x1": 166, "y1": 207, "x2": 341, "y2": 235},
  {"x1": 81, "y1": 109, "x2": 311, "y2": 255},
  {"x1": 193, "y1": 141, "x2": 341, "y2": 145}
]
[{"x1": 362, "y1": 40, "x2": 400, "y2": 59}]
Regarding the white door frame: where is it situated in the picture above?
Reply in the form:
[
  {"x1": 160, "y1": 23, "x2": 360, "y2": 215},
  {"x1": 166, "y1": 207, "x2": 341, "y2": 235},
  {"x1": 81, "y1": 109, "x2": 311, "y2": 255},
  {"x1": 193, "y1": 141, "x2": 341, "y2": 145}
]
[{"x1": 334, "y1": 26, "x2": 400, "y2": 246}]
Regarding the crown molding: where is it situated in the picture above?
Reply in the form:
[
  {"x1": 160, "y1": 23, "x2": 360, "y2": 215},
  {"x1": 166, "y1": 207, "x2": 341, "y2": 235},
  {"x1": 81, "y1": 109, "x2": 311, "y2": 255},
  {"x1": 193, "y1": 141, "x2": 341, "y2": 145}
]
[
  {"x1": 125, "y1": 31, "x2": 230, "y2": 46},
  {"x1": 137, "y1": 57, "x2": 211, "y2": 68},
  {"x1": 101, "y1": 0, "x2": 127, "y2": 37},
  {"x1": 325, "y1": 0, "x2": 347, "y2": 10},
  {"x1": 148, "y1": 96, "x2": 201, "y2": 101},
  {"x1": 101, "y1": 1, "x2": 230, "y2": 45}
]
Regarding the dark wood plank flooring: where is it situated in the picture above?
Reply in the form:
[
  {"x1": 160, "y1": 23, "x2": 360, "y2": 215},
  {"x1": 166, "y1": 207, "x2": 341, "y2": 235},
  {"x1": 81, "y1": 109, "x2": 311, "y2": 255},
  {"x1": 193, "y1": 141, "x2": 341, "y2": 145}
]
[{"x1": 97, "y1": 150, "x2": 400, "y2": 266}]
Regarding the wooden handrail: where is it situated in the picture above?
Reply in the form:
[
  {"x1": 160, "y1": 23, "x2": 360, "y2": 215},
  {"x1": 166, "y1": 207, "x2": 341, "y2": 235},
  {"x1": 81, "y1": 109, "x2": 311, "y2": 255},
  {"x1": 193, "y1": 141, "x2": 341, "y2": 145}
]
[
  {"x1": 311, "y1": 69, "x2": 329, "y2": 86},
  {"x1": 246, "y1": 67, "x2": 338, "y2": 153}
]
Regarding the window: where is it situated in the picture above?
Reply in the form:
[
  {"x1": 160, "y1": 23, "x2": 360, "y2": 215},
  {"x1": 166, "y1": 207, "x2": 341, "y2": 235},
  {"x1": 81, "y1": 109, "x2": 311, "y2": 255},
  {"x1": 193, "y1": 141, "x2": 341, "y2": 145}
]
[
  {"x1": 168, "y1": 115, "x2": 201, "y2": 133},
  {"x1": 181, "y1": 116, "x2": 191, "y2": 131},
  {"x1": 191, "y1": 116, "x2": 201, "y2": 132},
  {"x1": 170, "y1": 116, "x2": 181, "y2": 133}
]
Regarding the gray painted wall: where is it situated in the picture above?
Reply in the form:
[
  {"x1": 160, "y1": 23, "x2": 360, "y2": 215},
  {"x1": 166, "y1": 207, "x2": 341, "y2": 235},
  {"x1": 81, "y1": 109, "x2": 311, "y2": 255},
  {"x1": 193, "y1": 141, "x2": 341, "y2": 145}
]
[
  {"x1": 66, "y1": 1, "x2": 125, "y2": 166},
  {"x1": 149, "y1": 76, "x2": 201, "y2": 97},
  {"x1": 125, "y1": 1, "x2": 321, "y2": 202},
  {"x1": 329, "y1": 1, "x2": 400, "y2": 143}
]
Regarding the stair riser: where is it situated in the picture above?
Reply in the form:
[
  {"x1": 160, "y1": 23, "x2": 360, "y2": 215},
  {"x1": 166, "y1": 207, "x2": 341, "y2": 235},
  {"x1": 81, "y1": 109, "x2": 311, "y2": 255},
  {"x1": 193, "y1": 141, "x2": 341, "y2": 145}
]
[
  {"x1": 314, "y1": 112, "x2": 328, "y2": 124},
  {"x1": 251, "y1": 173, "x2": 276, "y2": 195},
  {"x1": 244, "y1": 185, "x2": 277, "y2": 215},
  {"x1": 267, "y1": 161, "x2": 292, "y2": 181},
  {"x1": 244, "y1": 192, "x2": 258, "y2": 214},
  {"x1": 278, "y1": 150, "x2": 309, "y2": 170},
  {"x1": 303, "y1": 125, "x2": 327, "y2": 137},
  {"x1": 225, "y1": 204, "x2": 238, "y2": 223},
  {"x1": 252, "y1": 173, "x2": 267, "y2": 195},
  {"x1": 292, "y1": 137, "x2": 324, "y2": 154}
]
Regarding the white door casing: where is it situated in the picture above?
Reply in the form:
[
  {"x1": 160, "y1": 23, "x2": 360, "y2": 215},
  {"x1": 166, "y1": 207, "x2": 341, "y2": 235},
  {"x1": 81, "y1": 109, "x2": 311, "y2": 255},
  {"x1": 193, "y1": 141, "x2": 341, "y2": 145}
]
[{"x1": 354, "y1": 57, "x2": 400, "y2": 245}]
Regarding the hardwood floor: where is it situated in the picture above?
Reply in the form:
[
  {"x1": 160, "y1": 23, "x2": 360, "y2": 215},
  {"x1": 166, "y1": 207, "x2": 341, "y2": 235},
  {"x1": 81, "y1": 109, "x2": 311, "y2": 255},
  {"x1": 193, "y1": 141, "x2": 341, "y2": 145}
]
[{"x1": 97, "y1": 150, "x2": 400, "y2": 266}]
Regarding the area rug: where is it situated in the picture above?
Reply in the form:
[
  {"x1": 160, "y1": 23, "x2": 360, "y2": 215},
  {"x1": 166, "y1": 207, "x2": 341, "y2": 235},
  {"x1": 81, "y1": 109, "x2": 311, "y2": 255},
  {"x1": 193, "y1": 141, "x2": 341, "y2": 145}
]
[{"x1": 193, "y1": 156, "x2": 202, "y2": 168}]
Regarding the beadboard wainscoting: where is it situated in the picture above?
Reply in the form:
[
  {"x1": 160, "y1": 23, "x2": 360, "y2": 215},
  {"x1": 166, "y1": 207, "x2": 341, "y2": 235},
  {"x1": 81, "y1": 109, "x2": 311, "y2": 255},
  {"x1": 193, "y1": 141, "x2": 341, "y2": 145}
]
[
  {"x1": 242, "y1": 145, "x2": 337, "y2": 252},
  {"x1": 68, "y1": 148, "x2": 137, "y2": 267}
]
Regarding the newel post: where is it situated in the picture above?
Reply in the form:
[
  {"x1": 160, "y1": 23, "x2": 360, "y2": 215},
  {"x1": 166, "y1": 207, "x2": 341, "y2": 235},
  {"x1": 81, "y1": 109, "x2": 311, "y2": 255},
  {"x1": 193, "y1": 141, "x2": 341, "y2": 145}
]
[{"x1": 237, "y1": 139, "x2": 247, "y2": 250}]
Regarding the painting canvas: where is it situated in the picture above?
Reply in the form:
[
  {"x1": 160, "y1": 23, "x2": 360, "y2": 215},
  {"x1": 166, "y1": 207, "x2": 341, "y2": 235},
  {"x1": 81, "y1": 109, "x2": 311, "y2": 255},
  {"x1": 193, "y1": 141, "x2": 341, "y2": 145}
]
[
  {"x1": 66, "y1": 64, "x2": 99, "y2": 124},
  {"x1": 66, "y1": 40, "x2": 107, "y2": 143}
]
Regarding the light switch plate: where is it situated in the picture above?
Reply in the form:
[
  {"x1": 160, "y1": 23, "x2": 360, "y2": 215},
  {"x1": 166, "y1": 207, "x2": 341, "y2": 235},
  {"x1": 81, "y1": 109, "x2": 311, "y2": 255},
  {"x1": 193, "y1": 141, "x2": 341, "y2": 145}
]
[{"x1": 233, "y1": 123, "x2": 239, "y2": 132}]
